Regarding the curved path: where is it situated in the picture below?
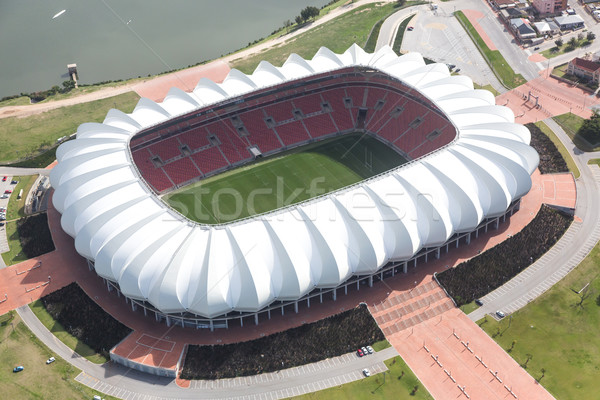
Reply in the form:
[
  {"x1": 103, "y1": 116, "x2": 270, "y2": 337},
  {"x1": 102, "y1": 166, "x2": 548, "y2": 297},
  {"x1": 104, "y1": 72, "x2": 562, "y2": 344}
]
[
  {"x1": 469, "y1": 119, "x2": 600, "y2": 322},
  {"x1": 18, "y1": 304, "x2": 396, "y2": 400}
]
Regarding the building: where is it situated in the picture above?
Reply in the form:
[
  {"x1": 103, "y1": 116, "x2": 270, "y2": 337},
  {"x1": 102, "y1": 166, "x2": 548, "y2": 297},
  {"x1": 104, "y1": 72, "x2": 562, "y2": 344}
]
[
  {"x1": 554, "y1": 14, "x2": 585, "y2": 30},
  {"x1": 567, "y1": 57, "x2": 600, "y2": 82},
  {"x1": 533, "y1": 20, "x2": 560, "y2": 36},
  {"x1": 533, "y1": 0, "x2": 568, "y2": 15},
  {"x1": 50, "y1": 45, "x2": 539, "y2": 330},
  {"x1": 510, "y1": 18, "x2": 537, "y2": 40}
]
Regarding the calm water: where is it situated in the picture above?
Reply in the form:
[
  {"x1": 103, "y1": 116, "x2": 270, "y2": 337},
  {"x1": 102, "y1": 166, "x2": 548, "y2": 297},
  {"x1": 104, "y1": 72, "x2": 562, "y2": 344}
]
[{"x1": 0, "y1": 0, "x2": 330, "y2": 97}]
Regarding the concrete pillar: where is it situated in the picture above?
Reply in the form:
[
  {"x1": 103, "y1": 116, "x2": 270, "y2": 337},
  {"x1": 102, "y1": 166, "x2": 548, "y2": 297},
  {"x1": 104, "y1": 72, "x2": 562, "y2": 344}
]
[
  {"x1": 475, "y1": 229, "x2": 479, "y2": 239},
  {"x1": 414, "y1": 258, "x2": 418, "y2": 268},
  {"x1": 254, "y1": 314, "x2": 259, "y2": 325},
  {"x1": 425, "y1": 252, "x2": 428, "y2": 262},
  {"x1": 225, "y1": 319, "x2": 229, "y2": 329},
  {"x1": 392, "y1": 267, "x2": 395, "y2": 277},
  {"x1": 333, "y1": 289, "x2": 337, "y2": 301},
  {"x1": 319, "y1": 292, "x2": 323, "y2": 303},
  {"x1": 403, "y1": 262, "x2": 408, "y2": 274},
  {"x1": 455, "y1": 239, "x2": 459, "y2": 248},
  {"x1": 294, "y1": 301, "x2": 298, "y2": 313},
  {"x1": 240, "y1": 316, "x2": 244, "y2": 327},
  {"x1": 307, "y1": 297, "x2": 310, "y2": 308},
  {"x1": 380, "y1": 271, "x2": 384, "y2": 281},
  {"x1": 495, "y1": 217, "x2": 500, "y2": 229},
  {"x1": 436, "y1": 248, "x2": 440, "y2": 259},
  {"x1": 155, "y1": 311, "x2": 160, "y2": 322},
  {"x1": 356, "y1": 280, "x2": 360, "y2": 290},
  {"x1": 281, "y1": 305, "x2": 285, "y2": 316},
  {"x1": 131, "y1": 301, "x2": 136, "y2": 312},
  {"x1": 369, "y1": 276, "x2": 373, "y2": 287},
  {"x1": 446, "y1": 243, "x2": 449, "y2": 253},
  {"x1": 143, "y1": 306, "x2": 147, "y2": 316},
  {"x1": 210, "y1": 320, "x2": 214, "y2": 332},
  {"x1": 344, "y1": 285, "x2": 348, "y2": 295},
  {"x1": 466, "y1": 232, "x2": 471, "y2": 245},
  {"x1": 107, "y1": 281, "x2": 112, "y2": 292},
  {"x1": 268, "y1": 309, "x2": 271, "y2": 320},
  {"x1": 485, "y1": 224, "x2": 488, "y2": 233},
  {"x1": 166, "y1": 316, "x2": 171, "y2": 327}
]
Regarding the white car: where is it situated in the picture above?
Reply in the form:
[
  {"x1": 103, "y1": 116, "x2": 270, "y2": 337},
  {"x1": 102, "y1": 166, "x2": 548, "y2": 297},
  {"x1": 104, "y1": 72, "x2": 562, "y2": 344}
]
[
  {"x1": 366, "y1": 345, "x2": 374, "y2": 354},
  {"x1": 46, "y1": 357, "x2": 55, "y2": 364},
  {"x1": 362, "y1": 368, "x2": 371, "y2": 377},
  {"x1": 496, "y1": 310, "x2": 506, "y2": 318}
]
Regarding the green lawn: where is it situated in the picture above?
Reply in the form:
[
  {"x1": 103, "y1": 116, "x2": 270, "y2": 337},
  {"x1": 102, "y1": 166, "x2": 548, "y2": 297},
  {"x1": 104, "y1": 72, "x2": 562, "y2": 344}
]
[
  {"x1": 550, "y1": 63, "x2": 568, "y2": 78},
  {"x1": 473, "y1": 83, "x2": 500, "y2": 97},
  {"x1": 588, "y1": 158, "x2": 600, "y2": 166},
  {"x1": 29, "y1": 300, "x2": 108, "y2": 364},
  {"x1": 0, "y1": 92, "x2": 140, "y2": 164},
  {"x1": 542, "y1": 40, "x2": 592, "y2": 59},
  {"x1": 372, "y1": 339, "x2": 392, "y2": 352},
  {"x1": 459, "y1": 301, "x2": 479, "y2": 314},
  {"x1": 231, "y1": 2, "x2": 423, "y2": 74},
  {"x1": 477, "y1": 241, "x2": 600, "y2": 399},
  {"x1": 0, "y1": 96, "x2": 31, "y2": 107},
  {"x1": 534, "y1": 121, "x2": 580, "y2": 178},
  {"x1": 5, "y1": 175, "x2": 38, "y2": 221},
  {"x1": 165, "y1": 133, "x2": 406, "y2": 224},
  {"x1": 0, "y1": 312, "x2": 117, "y2": 400},
  {"x1": 1, "y1": 221, "x2": 27, "y2": 266},
  {"x1": 553, "y1": 113, "x2": 600, "y2": 152},
  {"x1": 293, "y1": 356, "x2": 433, "y2": 399},
  {"x1": 392, "y1": 14, "x2": 416, "y2": 54},
  {"x1": 455, "y1": 11, "x2": 525, "y2": 89}
]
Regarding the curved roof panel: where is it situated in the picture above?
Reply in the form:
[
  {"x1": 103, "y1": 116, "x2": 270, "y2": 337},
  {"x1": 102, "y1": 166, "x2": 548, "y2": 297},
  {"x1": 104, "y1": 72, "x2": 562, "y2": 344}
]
[{"x1": 50, "y1": 45, "x2": 538, "y2": 318}]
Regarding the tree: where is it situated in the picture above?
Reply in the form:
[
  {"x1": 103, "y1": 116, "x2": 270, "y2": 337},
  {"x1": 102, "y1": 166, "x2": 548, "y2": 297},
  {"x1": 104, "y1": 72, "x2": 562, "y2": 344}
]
[
  {"x1": 300, "y1": 6, "x2": 320, "y2": 22},
  {"x1": 578, "y1": 32, "x2": 584, "y2": 41},
  {"x1": 540, "y1": 368, "x2": 546, "y2": 380},
  {"x1": 578, "y1": 112, "x2": 600, "y2": 145},
  {"x1": 509, "y1": 339, "x2": 517, "y2": 352},
  {"x1": 555, "y1": 38, "x2": 563, "y2": 48},
  {"x1": 295, "y1": 15, "x2": 303, "y2": 25},
  {"x1": 283, "y1": 19, "x2": 292, "y2": 33},
  {"x1": 588, "y1": 31, "x2": 596, "y2": 41},
  {"x1": 523, "y1": 353, "x2": 533, "y2": 368},
  {"x1": 576, "y1": 283, "x2": 593, "y2": 308},
  {"x1": 568, "y1": 37, "x2": 578, "y2": 48}
]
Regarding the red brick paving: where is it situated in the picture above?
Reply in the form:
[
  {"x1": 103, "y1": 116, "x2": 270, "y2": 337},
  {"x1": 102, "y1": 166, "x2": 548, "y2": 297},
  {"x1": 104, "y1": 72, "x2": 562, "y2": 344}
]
[
  {"x1": 388, "y1": 307, "x2": 554, "y2": 400},
  {"x1": 498, "y1": 75, "x2": 600, "y2": 124},
  {"x1": 541, "y1": 173, "x2": 576, "y2": 209},
  {"x1": 0, "y1": 167, "x2": 574, "y2": 390},
  {"x1": 528, "y1": 53, "x2": 547, "y2": 63},
  {"x1": 132, "y1": 60, "x2": 230, "y2": 102}
]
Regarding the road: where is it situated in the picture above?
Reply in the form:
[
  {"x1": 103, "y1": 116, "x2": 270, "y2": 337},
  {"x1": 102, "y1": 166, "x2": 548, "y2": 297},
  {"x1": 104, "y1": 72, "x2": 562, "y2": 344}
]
[
  {"x1": 17, "y1": 305, "x2": 397, "y2": 400},
  {"x1": 469, "y1": 120, "x2": 600, "y2": 322}
]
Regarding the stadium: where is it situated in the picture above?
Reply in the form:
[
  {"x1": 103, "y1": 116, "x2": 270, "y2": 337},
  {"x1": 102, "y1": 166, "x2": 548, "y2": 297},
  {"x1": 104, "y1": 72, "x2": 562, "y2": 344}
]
[{"x1": 50, "y1": 44, "x2": 538, "y2": 330}]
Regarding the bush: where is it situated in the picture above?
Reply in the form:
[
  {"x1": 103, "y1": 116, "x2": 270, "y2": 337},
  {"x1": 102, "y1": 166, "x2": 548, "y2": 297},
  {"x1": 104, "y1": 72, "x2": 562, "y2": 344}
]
[
  {"x1": 437, "y1": 205, "x2": 572, "y2": 306},
  {"x1": 16, "y1": 213, "x2": 55, "y2": 258},
  {"x1": 181, "y1": 304, "x2": 384, "y2": 379},
  {"x1": 526, "y1": 123, "x2": 568, "y2": 174},
  {"x1": 41, "y1": 283, "x2": 132, "y2": 358}
]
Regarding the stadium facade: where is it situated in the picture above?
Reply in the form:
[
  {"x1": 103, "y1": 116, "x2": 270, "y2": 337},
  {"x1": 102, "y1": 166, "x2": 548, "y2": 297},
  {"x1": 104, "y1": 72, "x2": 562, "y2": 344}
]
[{"x1": 50, "y1": 45, "x2": 539, "y2": 329}]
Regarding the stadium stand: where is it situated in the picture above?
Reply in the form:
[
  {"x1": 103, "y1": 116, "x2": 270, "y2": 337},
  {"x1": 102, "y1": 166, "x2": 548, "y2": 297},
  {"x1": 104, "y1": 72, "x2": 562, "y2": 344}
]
[{"x1": 129, "y1": 67, "x2": 456, "y2": 194}]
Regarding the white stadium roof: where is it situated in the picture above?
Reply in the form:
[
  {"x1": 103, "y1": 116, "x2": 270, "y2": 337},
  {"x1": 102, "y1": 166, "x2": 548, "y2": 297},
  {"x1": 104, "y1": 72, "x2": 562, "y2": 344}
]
[{"x1": 50, "y1": 44, "x2": 539, "y2": 318}]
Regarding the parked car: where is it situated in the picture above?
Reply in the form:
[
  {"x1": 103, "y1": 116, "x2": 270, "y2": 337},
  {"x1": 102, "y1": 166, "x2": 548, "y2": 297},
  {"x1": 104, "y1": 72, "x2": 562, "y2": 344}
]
[
  {"x1": 46, "y1": 357, "x2": 56, "y2": 364},
  {"x1": 13, "y1": 365, "x2": 24, "y2": 373},
  {"x1": 361, "y1": 346, "x2": 368, "y2": 356},
  {"x1": 10, "y1": 180, "x2": 17, "y2": 184},
  {"x1": 2, "y1": 176, "x2": 6, "y2": 182},
  {"x1": 496, "y1": 310, "x2": 506, "y2": 318},
  {"x1": 0, "y1": 223, "x2": 5, "y2": 227},
  {"x1": 534, "y1": 46, "x2": 540, "y2": 50},
  {"x1": 4, "y1": 189, "x2": 12, "y2": 194},
  {"x1": 407, "y1": 26, "x2": 414, "y2": 31},
  {"x1": 1, "y1": 194, "x2": 8, "y2": 199},
  {"x1": 366, "y1": 345, "x2": 374, "y2": 354},
  {"x1": 362, "y1": 368, "x2": 371, "y2": 377},
  {"x1": 475, "y1": 299, "x2": 483, "y2": 306},
  {"x1": 357, "y1": 348, "x2": 364, "y2": 357}
]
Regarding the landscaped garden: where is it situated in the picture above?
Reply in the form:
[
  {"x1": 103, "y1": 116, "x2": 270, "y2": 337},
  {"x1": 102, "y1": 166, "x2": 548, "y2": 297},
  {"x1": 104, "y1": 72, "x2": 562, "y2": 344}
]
[
  {"x1": 2, "y1": 212, "x2": 55, "y2": 266},
  {"x1": 531, "y1": 122, "x2": 579, "y2": 178},
  {"x1": 0, "y1": 311, "x2": 118, "y2": 400},
  {"x1": 182, "y1": 305, "x2": 385, "y2": 380},
  {"x1": 554, "y1": 112, "x2": 600, "y2": 152},
  {"x1": 36, "y1": 283, "x2": 132, "y2": 361},
  {"x1": 437, "y1": 205, "x2": 572, "y2": 306},
  {"x1": 477, "y1": 239, "x2": 600, "y2": 399},
  {"x1": 526, "y1": 122, "x2": 569, "y2": 175}
]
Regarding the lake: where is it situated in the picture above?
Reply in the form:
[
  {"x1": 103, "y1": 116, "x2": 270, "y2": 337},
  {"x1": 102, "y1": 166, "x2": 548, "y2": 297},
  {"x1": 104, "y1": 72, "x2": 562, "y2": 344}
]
[{"x1": 0, "y1": 0, "x2": 330, "y2": 97}]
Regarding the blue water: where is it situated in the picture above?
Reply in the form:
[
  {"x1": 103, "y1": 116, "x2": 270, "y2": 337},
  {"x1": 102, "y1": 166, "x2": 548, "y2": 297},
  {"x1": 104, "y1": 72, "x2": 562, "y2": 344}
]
[{"x1": 0, "y1": 0, "x2": 330, "y2": 97}]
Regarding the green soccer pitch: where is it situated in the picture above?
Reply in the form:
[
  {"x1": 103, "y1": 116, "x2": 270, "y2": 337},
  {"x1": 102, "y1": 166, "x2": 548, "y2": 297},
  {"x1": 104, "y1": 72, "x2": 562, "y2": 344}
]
[{"x1": 163, "y1": 133, "x2": 407, "y2": 224}]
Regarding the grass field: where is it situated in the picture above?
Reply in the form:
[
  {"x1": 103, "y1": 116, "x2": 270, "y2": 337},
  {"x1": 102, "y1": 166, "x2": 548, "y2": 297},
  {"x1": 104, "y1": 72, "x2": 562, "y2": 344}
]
[
  {"x1": 455, "y1": 11, "x2": 525, "y2": 89},
  {"x1": 534, "y1": 121, "x2": 580, "y2": 178},
  {"x1": 588, "y1": 158, "x2": 600, "y2": 166},
  {"x1": 165, "y1": 133, "x2": 406, "y2": 224},
  {"x1": 0, "y1": 92, "x2": 139, "y2": 164},
  {"x1": 392, "y1": 14, "x2": 416, "y2": 54},
  {"x1": 5, "y1": 175, "x2": 37, "y2": 220},
  {"x1": 0, "y1": 311, "x2": 117, "y2": 400},
  {"x1": 553, "y1": 113, "x2": 600, "y2": 152},
  {"x1": 231, "y1": 2, "x2": 423, "y2": 74},
  {"x1": 1, "y1": 221, "x2": 26, "y2": 266},
  {"x1": 29, "y1": 300, "x2": 108, "y2": 364},
  {"x1": 293, "y1": 355, "x2": 433, "y2": 400},
  {"x1": 477, "y1": 241, "x2": 600, "y2": 399}
]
